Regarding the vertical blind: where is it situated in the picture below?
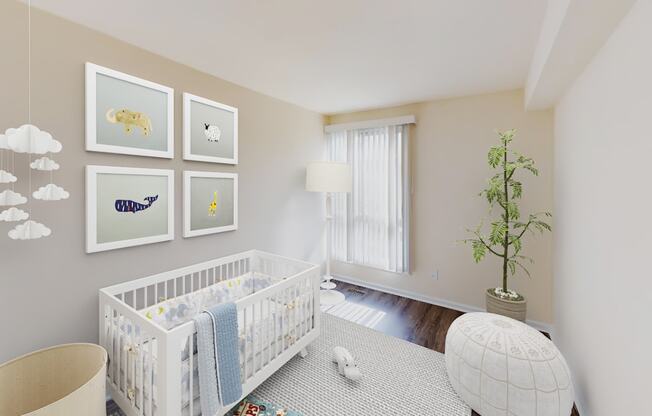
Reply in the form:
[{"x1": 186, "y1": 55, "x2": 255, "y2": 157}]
[{"x1": 328, "y1": 124, "x2": 410, "y2": 273}]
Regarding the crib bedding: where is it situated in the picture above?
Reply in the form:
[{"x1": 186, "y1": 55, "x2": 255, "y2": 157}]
[
  {"x1": 114, "y1": 292, "x2": 312, "y2": 360},
  {"x1": 141, "y1": 272, "x2": 278, "y2": 330},
  {"x1": 114, "y1": 294, "x2": 313, "y2": 416}
]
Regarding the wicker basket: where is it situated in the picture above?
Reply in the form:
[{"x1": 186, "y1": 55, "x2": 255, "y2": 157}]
[
  {"x1": 486, "y1": 288, "x2": 527, "y2": 322},
  {"x1": 0, "y1": 343, "x2": 107, "y2": 416}
]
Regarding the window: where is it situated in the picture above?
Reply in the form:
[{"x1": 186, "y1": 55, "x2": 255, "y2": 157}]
[{"x1": 328, "y1": 122, "x2": 410, "y2": 273}]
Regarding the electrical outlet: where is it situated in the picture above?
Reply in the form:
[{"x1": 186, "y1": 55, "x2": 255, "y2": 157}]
[{"x1": 432, "y1": 270, "x2": 439, "y2": 280}]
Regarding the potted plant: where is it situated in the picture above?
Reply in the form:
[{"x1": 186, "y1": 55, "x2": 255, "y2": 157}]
[{"x1": 464, "y1": 129, "x2": 551, "y2": 321}]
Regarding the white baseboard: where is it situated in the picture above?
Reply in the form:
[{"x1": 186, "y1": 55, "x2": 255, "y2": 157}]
[{"x1": 332, "y1": 273, "x2": 554, "y2": 334}]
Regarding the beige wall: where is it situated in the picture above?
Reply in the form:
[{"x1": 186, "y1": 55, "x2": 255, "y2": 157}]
[
  {"x1": 0, "y1": 2, "x2": 324, "y2": 363},
  {"x1": 327, "y1": 90, "x2": 554, "y2": 325},
  {"x1": 554, "y1": 0, "x2": 651, "y2": 414}
]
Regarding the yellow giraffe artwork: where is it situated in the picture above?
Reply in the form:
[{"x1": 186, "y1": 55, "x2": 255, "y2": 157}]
[{"x1": 208, "y1": 191, "x2": 217, "y2": 216}]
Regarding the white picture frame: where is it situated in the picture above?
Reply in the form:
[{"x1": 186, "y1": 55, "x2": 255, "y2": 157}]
[
  {"x1": 86, "y1": 165, "x2": 175, "y2": 253},
  {"x1": 85, "y1": 62, "x2": 174, "y2": 158},
  {"x1": 183, "y1": 170, "x2": 238, "y2": 238},
  {"x1": 183, "y1": 93, "x2": 238, "y2": 164}
]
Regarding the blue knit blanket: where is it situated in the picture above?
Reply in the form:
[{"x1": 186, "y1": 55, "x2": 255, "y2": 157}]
[{"x1": 195, "y1": 302, "x2": 242, "y2": 414}]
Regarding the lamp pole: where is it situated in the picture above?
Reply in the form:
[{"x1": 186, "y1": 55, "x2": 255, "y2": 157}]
[
  {"x1": 305, "y1": 161, "x2": 349, "y2": 305},
  {"x1": 322, "y1": 192, "x2": 335, "y2": 288},
  {"x1": 320, "y1": 191, "x2": 344, "y2": 304}
]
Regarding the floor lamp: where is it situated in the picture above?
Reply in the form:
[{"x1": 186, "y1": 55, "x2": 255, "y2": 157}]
[{"x1": 306, "y1": 161, "x2": 352, "y2": 305}]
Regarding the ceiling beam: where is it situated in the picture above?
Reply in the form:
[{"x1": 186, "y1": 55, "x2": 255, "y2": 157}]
[{"x1": 525, "y1": 0, "x2": 637, "y2": 110}]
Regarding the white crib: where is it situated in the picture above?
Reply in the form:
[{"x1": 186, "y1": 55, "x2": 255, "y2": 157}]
[{"x1": 99, "y1": 250, "x2": 321, "y2": 416}]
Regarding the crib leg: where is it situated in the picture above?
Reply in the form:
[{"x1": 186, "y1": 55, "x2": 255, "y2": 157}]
[{"x1": 299, "y1": 348, "x2": 308, "y2": 358}]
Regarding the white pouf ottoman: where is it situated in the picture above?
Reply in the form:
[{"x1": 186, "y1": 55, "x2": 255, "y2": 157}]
[{"x1": 445, "y1": 313, "x2": 573, "y2": 416}]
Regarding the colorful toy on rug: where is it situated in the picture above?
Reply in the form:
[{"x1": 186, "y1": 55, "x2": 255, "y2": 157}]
[
  {"x1": 227, "y1": 396, "x2": 302, "y2": 416},
  {"x1": 332, "y1": 346, "x2": 362, "y2": 381}
]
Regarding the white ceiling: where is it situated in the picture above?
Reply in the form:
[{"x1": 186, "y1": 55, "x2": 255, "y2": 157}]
[{"x1": 33, "y1": 0, "x2": 547, "y2": 114}]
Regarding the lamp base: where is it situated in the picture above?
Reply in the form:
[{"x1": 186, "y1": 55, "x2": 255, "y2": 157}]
[
  {"x1": 320, "y1": 281, "x2": 337, "y2": 290},
  {"x1": 320, "y1": 289, "x2": 346, "y2": 305},
  {"x1": 320, "y1": 275, "x2": 337, "y2": 290}
]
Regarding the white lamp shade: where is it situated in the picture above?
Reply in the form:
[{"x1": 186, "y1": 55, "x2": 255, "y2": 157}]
[{"x1": 306, "y1": 161, "x2": 352, "y2": 193}]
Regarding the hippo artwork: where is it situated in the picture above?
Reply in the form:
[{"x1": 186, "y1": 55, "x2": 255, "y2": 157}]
[
  {"x1": 87, "y1": 63, "x2": 174, "y2": 158},
  {"x1": 106, "y1": 108, "x2": 152, "y2": 136}
]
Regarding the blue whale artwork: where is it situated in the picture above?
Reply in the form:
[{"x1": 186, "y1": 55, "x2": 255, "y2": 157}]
[{"x1": 115, "y1": 195, "x2": 159, "y2": 213}]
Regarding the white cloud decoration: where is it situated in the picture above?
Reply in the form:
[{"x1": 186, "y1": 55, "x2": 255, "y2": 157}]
[
  {"x1": 5, "y1": 124, "x2": 62, "y2": 154},
  {"x1": 0, "y1": 189, "x2": 27, "y2": 206},
  {"x1": 30, "y1": 156, "x2": 60, "y2": 171},
  {"x1": 0, "y1": 169, "x2": 17, "y2": 183},
  {"x1": 0, "y1": 207, "x2": 29, "y2": 222},
  {"x1": 0, "y1": 134, "x2": 8, "y2": 150},
  {"x1": 32, "y1": 183, "x2": 70, "y2": 201},
  {"x1": 0, "y1": 124, "x2": 67, "y2": 239},
  {"x1": 8, "y1": 220, "x2": 51, "y2": 240}
]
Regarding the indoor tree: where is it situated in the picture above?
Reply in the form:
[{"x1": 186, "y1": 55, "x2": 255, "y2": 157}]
[{"x1": 464, "y1": 129, "x2": 551, "y2": 300}]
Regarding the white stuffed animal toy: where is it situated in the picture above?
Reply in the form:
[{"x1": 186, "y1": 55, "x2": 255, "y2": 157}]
[{"x1": 332, "y1": 346, "x2": 362, "y2": 381}]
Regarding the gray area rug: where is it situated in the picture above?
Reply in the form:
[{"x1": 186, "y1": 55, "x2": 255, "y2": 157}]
[
  {"x1": 253, "y1": 313, "x2": 470, "y2": 415},
  {"x1": 106, "y1": 400, "x2": 125, "y2": 416},
  {"x1": 108, "y1": 313, "x2": 470, "y2": 415}
]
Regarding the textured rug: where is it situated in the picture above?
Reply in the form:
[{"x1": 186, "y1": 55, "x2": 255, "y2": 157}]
[
  {"x1": 107, "y1": 313, "x2": 470, "y2": 415},
  {"x1": 106, "y1": 400, "x2": 125, "y2": 416},
  {"x1": 253, "y1": 314, "x2": 470, "y2": 415}
]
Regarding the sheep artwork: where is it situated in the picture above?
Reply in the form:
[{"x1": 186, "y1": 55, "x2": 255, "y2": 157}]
[
  {"x1": 106, "y1": 108, "x2": 152, "y2": 136},
  {"x1": 332, "y1": 346, "x2": 362, "y2": 381},
  {"x1": 204, "y1": 123, "x2": 221, "y2": 142}
]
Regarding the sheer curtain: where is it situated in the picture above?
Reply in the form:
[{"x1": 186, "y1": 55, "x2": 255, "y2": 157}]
[{"x1": 328, "y1": 124, "x2": 410, "y2": 273}]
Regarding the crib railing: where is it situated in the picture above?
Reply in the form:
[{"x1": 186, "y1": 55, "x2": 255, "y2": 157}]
[
  {"x1": 107, "y1": 251, "x2": 313, "y2": 312},
  {"x1": 100, "y1": 250, "x2": 320, "y2": 416},
  {"x1": 100, "y1": 290, "x2": 163, "y2": 416},
  {"x1": 110, "y1": 252, "x2": 253, "y2": 312}
]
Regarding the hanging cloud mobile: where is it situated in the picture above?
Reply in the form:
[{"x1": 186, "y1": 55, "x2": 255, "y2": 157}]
[
  {"x1": 5, "y1": 125, "x2": 62, "y2": 154},
  {"x1": 0, "y1": 190, "x2": 27, "y2": 206},
  {"x1": 0, "y1": 134, "x2": 9, "y2": 150},
  {"x1": 30, "y1": 156, "x2": 59, "y2": 171},
  {"x1": 32, "y1": 184, "x2": 70, "y2": 201},
  {"x1": 0, "y1": 0, "x2": 69, "y2": 240},
  {"x1": 0, "y1": 170, "x2": 17, "y2": 183},
  {"x1": 8, "y1": 220, "x2": 51, "y2": 240},
  {"x1": 0, "y1": 207, "x2": 29, "y2": 222}
]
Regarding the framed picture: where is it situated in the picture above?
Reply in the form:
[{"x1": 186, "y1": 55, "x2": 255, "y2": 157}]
[
  {"x1": 86, "y1": 165, "x2": 174, "y2": 253},
  {"x1": 85, "y1": 62, "x2": 174, "y2": 158},
  {"x1": 183, "y1": 93, "x2": 238, "y2": 164},
  {"x1": 183, "y1": 170, "x2": 238, "y2": 238}
]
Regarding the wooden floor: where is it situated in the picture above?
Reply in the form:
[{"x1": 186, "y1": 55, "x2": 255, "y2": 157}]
[
  {"x1": 330, "y1": 280, "x2": 579, "y2": 416},
  {"x1": 328, "y1": 280, "x2": 464, "y2": 353}
]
